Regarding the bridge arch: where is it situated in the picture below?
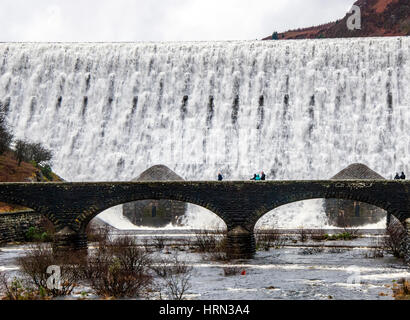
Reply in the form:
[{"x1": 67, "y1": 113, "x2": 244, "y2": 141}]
[
  {"x1": 90, "y1": 200, "x2": 227, "y2": 231},
  {"x1": 254, "y1": 198, "x2": 387, "y2": 230},
  {"x1": 255, "y1": 199, "x2": 329, "y2": 230},
  {"x1": 77, "y1": 193, "x2": 229, "y2": 232},
  {"x1": 250, "y1": 190, "x2": 399, "y2": 230}
]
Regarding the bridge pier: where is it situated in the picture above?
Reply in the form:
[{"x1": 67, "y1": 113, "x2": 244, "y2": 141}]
[
  {"x1": 52, "y1": 226, "x2": 88, "y2": 254},
  {"x1": 226, "y1": 226, "x2": 256, "y2": 259},
  {"x1": 404, "y1": 218, "x2": 410, "y2": 265},
  {"x1": 386, "y1": 212, "x2": 391, "y2": 228}
]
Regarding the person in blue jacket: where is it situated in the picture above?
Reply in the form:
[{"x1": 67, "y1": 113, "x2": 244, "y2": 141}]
[{"x1": 255, "y1": 174, "x2": 261, "y2": 181}]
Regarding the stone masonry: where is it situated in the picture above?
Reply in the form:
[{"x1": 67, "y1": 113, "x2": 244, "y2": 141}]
[
  {"x1": 0, "y1": 180, "x2": 408, "y2": 261},
  {"x1": 0, "y1": 210, "x2": 44, "y2": 243},
  {"x1": 123, "y1": 165, "x2": 187, "y2": 227}
]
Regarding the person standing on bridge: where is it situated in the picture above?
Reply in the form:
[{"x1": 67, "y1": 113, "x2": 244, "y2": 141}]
[
  {"x1": 250, "y1": 174, "x2": 257, "y2": 180},
  {"x1": 400, "y1": 172, "x2": 406, "y2": 180},
  {"x1": 218, "y1": 172, "x2": 223, "y2": 181},
  {"x1": 394, "y1": 173, "x2": 400, "y2": 180},
  {"x1": 255, "y1": 174, "x2": 261, "y2": 181},
  {"x1": 261, "y1": 171, "x2": 266, "y2": 180}
]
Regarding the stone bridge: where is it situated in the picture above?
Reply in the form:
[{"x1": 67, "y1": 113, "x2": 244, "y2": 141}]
[{"x1": 0, "y1": 180, "x2": 409, "y2": 261}]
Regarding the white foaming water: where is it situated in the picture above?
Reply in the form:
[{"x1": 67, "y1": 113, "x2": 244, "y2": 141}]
[
  {"x1": 0, "y1": 38, "x2": 409, "y2": 229},
  {"x1": 97, "y1": 206, "x2": 140, "y2": 230}
]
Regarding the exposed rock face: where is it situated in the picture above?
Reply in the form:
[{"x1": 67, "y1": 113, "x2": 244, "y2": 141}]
[
  {"x1": 122, "y1": 165, "x2": 187, "y2": 227},
  {"x1": 325, "y1": 163, "x2": 386, "y2": 227}
]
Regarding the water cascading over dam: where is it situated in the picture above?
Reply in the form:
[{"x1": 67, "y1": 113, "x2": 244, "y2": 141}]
[{"x1": 0, "y1": 38, "x2": 408, "y2": 229}]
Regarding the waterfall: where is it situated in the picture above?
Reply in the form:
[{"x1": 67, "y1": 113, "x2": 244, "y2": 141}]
[{"x1": 0, "y1": 38, "x2": 408, "y2": 229}]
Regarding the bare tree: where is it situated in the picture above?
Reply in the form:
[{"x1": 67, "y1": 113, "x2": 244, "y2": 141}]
[
  {"x1": 385, "y1": 218, "x2": 406, "y2": 258},
  {"x1": 0, "y1": 272, "x2": 37, "y2": 300},
  {"x1": 152, "y1": 253, "x2": 193, "y2": 300},
  {"x1": 83, "y1": 236, "x2": 153, "y2": 298},
  {"x1": 298, "y1": 226, "x2": 308, "y2": 242},
  {"x1": 0, "y1": 108, "x2": 13, "y2": 155},
  {"x1": 255, "y1": 229, "x2": 286, "y2": 250},
  {"x1": 14, "y1": 139, "x2": 29, "y2": 166},
  {"x1": 14, "y1": 140, "x2": 53, "y2": 166},
  {"x1": 28, "y1": 142, "x2": 53, "y2": 165},
  {"x1": 16, "y1": 243, "x2": 83, "y2": 297}
]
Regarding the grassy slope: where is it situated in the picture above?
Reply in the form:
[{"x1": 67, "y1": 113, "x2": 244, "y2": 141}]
[{"x1": 0, "y1": 150, "x2": 63, "y2": 212}]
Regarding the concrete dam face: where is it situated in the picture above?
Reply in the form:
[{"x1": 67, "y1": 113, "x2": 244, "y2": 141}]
[{"x1": 0, "y1": 38, "x2": 408, "y2": 228}]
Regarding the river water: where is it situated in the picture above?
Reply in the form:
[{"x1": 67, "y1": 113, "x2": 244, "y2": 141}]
[{"x1": 1, "y1": 229, "x2": 409, "y2": 300}]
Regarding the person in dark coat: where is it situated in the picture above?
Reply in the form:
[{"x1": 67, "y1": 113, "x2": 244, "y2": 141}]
[
  {"x1": 218, "y1": 173, "x2": 223, "y2": 181},
  {"x1": 400, "y1": 172, "x2": 406, "y2": 180},
  {"x1": 250, "y1": 174, "x2": 257, "y2": 180},
  {"x1": 261, "y1": 171, "x2": 266, "y2": 180},
  {"x1": 394, "y1": 173, "x2": 400, "y2": 180}
]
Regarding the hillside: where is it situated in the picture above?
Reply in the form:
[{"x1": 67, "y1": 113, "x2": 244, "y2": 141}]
[
  {"x1": 263, "y1": 0, "x2": 410, "y2": 40},
  {"x1": 0, "y1": 150, "x2": 63, "y2": 212},
  {"x1": 0, "y1": 149, "x2": 111, "y2": 230}
]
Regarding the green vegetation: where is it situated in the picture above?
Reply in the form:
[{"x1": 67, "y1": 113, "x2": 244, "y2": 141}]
[
  {"x1": 25, "y1": 226, "x2": 52, "y2": 242},
  {"x1": 323, "y1": 232, "x2": 358, "y2": 241},
  {"x1": 28, "y1": 160, "x2": 53, "y2": 181},
  {"x1": 39, "y1": 164, "x2": 53, "y2": 180},
  {"x1": 0, "y1": 276, "x2": 45, "y2": 300}
]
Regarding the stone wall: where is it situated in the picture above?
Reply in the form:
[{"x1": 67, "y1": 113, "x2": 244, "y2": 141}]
[
  {"x1": 123, "y1": 165, "x2": 187, "y2": 227},
  {"x1": 325, "y1": 163, "x2": 387, "y2": 227},
  {"x1": 0, "y1": 210, "x2": 44, "y2": 243},
  {"x1": 325, "y1": 199, "x2": 386, "y2": 227},
  {"x1": 124, "y1": 199, "x2": 186, "y2": 227}
]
